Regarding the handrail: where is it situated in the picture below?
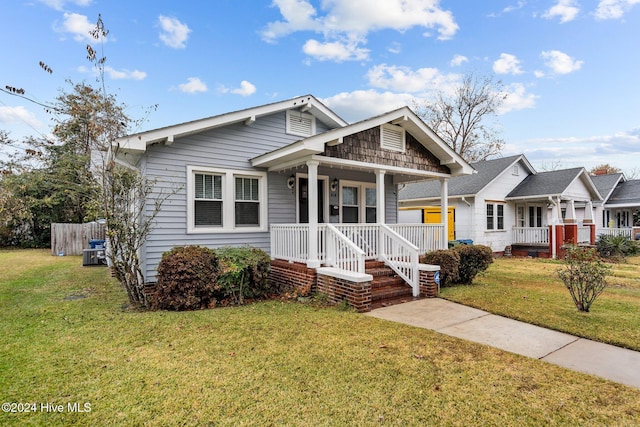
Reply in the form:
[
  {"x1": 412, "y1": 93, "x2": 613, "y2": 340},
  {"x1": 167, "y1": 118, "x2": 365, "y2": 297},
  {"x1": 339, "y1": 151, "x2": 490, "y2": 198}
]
[
  {"x1": 324, "y1": 224, "x2": 366, "y2": 274},
  {"x1": 388, "y1": 223, "x2": 445, "y2": 252},
  {"x1": 379, "y1": 224, "x2": 420, "y2": 297}
]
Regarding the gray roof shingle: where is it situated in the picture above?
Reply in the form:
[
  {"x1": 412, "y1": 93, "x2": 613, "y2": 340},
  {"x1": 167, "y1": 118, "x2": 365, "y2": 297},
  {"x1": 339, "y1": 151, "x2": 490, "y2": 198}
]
[
  {"x1": 607, "y1": 179, "x2": 640, "y2": 206},
  {"x1": 399, "y1": 155, "x2": 524, "y2": 201},
  {"x1": 506, "y1": 168, "x2": 586, "y2": 199},
  {"x1": 591, "y1": 173, "x2": 624, "y2": 203}
]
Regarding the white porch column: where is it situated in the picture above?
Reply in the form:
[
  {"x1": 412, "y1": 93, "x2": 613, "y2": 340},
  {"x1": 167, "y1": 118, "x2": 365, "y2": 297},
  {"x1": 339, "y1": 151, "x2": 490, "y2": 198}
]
[
  {"x1": 583, "y1": 201, "x2": 594, "y2": 223},
  {"x1": 306, "y1": 160, "x2": 320, "y2": 268},
  {"x1": 440, "y1": 178, "x2": 449, "y2": 249},
  {"x1": 565, "y1": 199, "x2": 576, "y2": 223},
  {"x1": 376, "y1": 170, "x2": 386, "y2": 224}
]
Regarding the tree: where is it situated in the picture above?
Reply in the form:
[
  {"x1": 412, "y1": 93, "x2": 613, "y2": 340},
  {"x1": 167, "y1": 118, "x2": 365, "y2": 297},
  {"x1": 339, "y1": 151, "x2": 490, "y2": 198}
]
[{"x1": 412, "y1": 73, "x2": 507, "y2": 162}]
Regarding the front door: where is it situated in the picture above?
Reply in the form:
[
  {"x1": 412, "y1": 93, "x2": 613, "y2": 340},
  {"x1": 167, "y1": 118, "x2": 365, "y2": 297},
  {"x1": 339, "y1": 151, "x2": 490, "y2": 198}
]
[{"x1": 298, "y1": 178, "x2": 325, "y2": 223}]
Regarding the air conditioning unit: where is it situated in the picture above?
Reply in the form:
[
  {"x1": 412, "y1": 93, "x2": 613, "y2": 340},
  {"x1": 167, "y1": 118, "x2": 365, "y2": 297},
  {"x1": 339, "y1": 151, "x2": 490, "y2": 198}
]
[{"x1": 83, "y1": 249, "x2": 106, "y2": 266}]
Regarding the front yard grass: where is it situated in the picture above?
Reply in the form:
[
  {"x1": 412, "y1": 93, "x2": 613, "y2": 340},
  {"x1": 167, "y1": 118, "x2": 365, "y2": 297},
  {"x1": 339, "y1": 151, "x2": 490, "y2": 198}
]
[
  {"x1": 440, "y1": 256, "x2": 640, "y2": 351},
  {"x1": 1, "y1": 249, "x2": 640, "y2": 426}
]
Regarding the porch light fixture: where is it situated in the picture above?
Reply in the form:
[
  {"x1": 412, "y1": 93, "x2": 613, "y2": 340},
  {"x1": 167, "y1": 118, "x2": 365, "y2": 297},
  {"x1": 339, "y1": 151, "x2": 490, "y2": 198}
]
[
  {"x1": 287, "y1": 174, "x2": 296, "y2": 191},
  {"x1": 331, "y1": 178, "x2": 338, "y2": 192}
]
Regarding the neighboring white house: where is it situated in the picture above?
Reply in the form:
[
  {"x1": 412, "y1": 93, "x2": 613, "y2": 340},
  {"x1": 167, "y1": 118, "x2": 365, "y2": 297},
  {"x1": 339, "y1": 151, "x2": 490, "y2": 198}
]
[
  {"x1": 592, "y1": 172, "x2": 640, "y2": 239},
  {"x1": 398, "y1": 154, "x2": 603, "y2": 256}
]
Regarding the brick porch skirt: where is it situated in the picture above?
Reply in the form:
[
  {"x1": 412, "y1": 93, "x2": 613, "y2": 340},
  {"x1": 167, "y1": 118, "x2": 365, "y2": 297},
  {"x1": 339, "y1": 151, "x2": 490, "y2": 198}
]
[{"x1": 270, "y1": 259, "x2": 440, "y2": 313}]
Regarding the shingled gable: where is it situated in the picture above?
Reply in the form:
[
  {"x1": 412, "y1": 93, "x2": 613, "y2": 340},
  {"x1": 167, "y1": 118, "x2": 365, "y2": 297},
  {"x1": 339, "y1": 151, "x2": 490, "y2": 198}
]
[
  {"x1": 113, "y1": 95, "x2": 347, "y2": 155},
  {"x1": 251, "y1": 106, "x2": 474, "y2": 179}
]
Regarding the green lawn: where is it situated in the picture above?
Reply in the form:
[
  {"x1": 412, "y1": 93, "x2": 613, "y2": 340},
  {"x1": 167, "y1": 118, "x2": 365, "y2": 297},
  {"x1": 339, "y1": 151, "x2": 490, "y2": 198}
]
[
  {"x1": 1, "y1": 249, "x2": 640, "y2": 426},
  {"x1": 441, "y1": 256, "x2": 640, "y2": 351}
]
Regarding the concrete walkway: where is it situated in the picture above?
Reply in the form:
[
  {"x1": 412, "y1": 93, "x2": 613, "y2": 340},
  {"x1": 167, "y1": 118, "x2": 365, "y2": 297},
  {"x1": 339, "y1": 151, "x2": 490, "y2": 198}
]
[{"x1": 366, "y1": 298, "x2": 640, "y2": 389}]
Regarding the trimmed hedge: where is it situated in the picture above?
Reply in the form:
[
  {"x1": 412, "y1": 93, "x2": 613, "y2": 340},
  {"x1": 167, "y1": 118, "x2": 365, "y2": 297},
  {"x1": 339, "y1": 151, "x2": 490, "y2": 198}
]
[
  {"x1": 153, "y1": 246, "x2": 220, "y2": 311},
  {"x1": 152, "y1": 245, "x2": 273, "y2": 310},
  {"x1": 215, "y1": 246, "x2": 273, "y2": 305},
  {"x1": 453, "y1": 244, "x2": 494, "y2": 285},
  {"x1": 422, "y1": 244, "x2": 494, "y2": 286},
  {"x1": 421, "y1": 249, "x2": 460, "y2": 287}
]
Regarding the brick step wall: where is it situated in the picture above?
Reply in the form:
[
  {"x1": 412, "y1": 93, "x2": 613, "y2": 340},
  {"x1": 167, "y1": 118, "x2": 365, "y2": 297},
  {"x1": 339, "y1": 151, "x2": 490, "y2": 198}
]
[{"x1": 366, "y1": 261, "x2": 414, "y2": 307}]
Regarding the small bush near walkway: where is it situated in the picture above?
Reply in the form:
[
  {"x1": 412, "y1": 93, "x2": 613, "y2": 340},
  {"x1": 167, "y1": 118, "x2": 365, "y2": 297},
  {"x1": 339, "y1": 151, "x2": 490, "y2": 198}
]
[
  {"x1": 422, "y1": 244, "x2": 494, "y2": 286},
  {"x1": 558, "y1": 245, "x2": 612, "y2": 312}
]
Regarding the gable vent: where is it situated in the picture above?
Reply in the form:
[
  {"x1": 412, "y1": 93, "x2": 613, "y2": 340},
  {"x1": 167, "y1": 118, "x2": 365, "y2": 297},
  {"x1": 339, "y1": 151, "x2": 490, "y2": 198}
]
[
  {"x1": 286, "y1": 110, "x2": 315, "y2": 137},
  {"x1": 381, "y1": 124, "x2": 405, "y2": 152}
]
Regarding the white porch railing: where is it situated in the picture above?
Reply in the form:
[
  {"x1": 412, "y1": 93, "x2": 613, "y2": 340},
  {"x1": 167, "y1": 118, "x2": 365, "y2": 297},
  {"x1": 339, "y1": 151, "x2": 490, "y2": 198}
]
[
  {"x1": 379, "y1": 224, "x2": 420, "y2": 297},
  {"x1": 324, "y1": 224, "x2": 366, "y2": 274},
  {"x1": 512, "y1": 227, "x2": 549, "y2": 245},
  {"x1": 577, "y1": 226, "x2": 591, "y2": 244},
  {"x1": 389, "y1": 224, "x2": 445, "y2": 253},
  {"x1": 270, "y1": 223, "x2": 422, "y2": 296},
  {"x1": 597, "y1": 227, "x2": 633, "y2": 239}
]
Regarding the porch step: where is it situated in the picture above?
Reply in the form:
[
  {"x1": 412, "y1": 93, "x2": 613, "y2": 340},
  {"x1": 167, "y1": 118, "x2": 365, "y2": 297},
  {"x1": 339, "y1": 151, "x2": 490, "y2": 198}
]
[{"x1": 366, "y1": 261, "x2": 414, "y2": 308}]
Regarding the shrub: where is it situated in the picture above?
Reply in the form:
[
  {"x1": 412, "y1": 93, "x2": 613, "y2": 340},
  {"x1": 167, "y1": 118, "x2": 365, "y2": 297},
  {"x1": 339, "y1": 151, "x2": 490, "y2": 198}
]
[
  {"x1": 214, "y1": 246, "x2": 272, "y2": 305},
  {"x1": 421, "y1": 249, "x2": 460, "y2": 287},
  {"x1": 596, "y1": 234, "x2": 639, "y2": 262},
  {"x1": 153, "y1": 246, "x2": 220, "y2": 311},
  {"x1": 452, "y1": 244, "x2": 494, "y2": 285},
  {"x1": 557, "y1": 245, "x2": 611, "y2": 312}
]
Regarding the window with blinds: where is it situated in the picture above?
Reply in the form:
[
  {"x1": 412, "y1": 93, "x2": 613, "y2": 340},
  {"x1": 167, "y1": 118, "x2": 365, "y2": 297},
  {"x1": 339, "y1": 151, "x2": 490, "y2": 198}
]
[
  {"x1": 194, "y1": 173, "x2": 223, "y2": 226},
  {"x1": 235, "y1": 177, "x2": 260, "y2": 226}
]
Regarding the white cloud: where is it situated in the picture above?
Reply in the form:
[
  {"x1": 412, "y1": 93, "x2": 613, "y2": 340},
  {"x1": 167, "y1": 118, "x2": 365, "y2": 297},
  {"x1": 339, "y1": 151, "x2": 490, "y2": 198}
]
[
  {"x1": 322, "y1": 90, "x2": 414, "y2": 122},
  {"x1": 543, "y1": 0, "x2": 580, "y2": 23},
  {"x1": 387, "y1": 42, "x2": 402, "y2": 54},
  {"x1": 493, "y1": 53, "x2": 523, "y2": 75},
  {"x1": 59, "y1": 12, "x2": 96, "y2": 43},
  {"x1": 262, "y1": 0, "x2": 458, "y2": 62},
  {"x1": 366, "y1": 64, "x2": 460, "y2": 94},
  {"x1": 0, "y1": 106, "x2": 43, "y2": 129},
  {"x1": 104, "y1": 66, "x2": 147, "y2": 80},
  {"x1": 541, "y1": 50, "x2": 583, "y2": 74},
  {"x1": 594, "y1": 0, "x2": 640, "y2": 19},
  {"x1": 450, "y1": 54, "x2": 468, "y2": 67},
  {"x1": 218, "y1": 80, "x2": 257, "y2": 97},
  {"x1": 158, "y1": 15, "x2": 191, "y2": 49},
  {"x1": 512, "y1": 130, "x2": 640, "y2": 170},
  {"x1": 178, "y1": 77, "x2": 208, "y2": 94},
  {"x1": 39, "y1": 0, "x2": 91, "y2": 11},
  {"x1": 497, "y1": 83, "x2": 538, "y2": 114},
  {"x1": 303, "y1": 38, "x2": 369, "y2": 61}
]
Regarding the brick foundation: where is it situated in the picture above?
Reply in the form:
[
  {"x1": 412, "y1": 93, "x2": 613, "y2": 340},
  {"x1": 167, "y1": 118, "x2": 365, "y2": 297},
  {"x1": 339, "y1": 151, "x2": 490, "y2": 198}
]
[
  {"x1": 269, "y1": 259, "x2": 317, "y2": 296},
  {"x1": 317, "y1": 274, "x2": 372, "y2": 313}
]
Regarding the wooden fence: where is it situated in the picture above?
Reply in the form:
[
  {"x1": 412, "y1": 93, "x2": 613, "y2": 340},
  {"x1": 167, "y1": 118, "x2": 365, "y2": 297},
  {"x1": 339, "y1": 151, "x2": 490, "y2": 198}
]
[{"x1": 51, "y1": 222, "x2": 106, "y2": 256}]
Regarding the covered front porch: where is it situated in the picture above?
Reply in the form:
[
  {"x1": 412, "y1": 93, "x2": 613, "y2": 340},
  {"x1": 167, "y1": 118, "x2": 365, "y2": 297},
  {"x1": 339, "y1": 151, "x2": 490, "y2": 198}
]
[
  {"x1": 510, "y1": 198, "x2": 596, "y2": 258},
  {"x1": 251, "y1": 107, "x2": 474, "y2": 310}
]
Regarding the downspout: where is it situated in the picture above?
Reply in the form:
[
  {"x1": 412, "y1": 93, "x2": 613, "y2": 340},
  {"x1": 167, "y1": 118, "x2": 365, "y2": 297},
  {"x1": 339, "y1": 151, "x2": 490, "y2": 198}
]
[{"x1": 461, "y1": 197, "x2": 472, "y2": 207}]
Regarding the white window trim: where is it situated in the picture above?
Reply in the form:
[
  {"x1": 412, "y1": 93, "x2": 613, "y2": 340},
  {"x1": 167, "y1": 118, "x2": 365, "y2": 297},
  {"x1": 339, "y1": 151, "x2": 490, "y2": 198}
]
[
  {"x1": 486, "y1": 201, "x2": 506, "y2": 231},
  {"x1": 380, "y1": 123, "x2": 406, "y2": 152},
  {"x1": 187, "y1": 166, "x2": 267, "y2": 234},
  {"x1": 286, "y1": 110, "x2": 316, "y2": 137},
  {"x1": 339, "y1": 180, "x2": 377, "y2": 223}
]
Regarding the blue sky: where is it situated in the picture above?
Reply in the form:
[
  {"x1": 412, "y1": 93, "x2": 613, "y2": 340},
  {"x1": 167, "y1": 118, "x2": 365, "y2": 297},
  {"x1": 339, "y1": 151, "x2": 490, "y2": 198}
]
[{"x1": 1, "y1": 0, "x2": 639, "y2": 174}]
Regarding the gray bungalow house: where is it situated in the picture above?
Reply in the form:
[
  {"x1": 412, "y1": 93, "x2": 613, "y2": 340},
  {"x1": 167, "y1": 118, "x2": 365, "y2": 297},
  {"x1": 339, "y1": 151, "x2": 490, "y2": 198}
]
[
  {"x1": 113, "y1": 95, "x2": 474, "y2": 311},
  {"x1": 398, "y1": 154, "x2": 602, "y2": 258}
]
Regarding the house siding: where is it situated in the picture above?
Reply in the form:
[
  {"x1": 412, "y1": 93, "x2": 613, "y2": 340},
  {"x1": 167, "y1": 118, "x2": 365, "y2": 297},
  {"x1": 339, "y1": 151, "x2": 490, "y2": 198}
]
[{"x1": 141, "y1": 112, "x2": 329, "y2": 281}]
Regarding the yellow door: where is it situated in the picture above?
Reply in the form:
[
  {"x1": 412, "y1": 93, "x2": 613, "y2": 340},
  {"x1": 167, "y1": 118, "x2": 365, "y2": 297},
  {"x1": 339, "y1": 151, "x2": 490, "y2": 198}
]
[{"x1": 423, "y1": 207, "x2": 455, "y2": 241}]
